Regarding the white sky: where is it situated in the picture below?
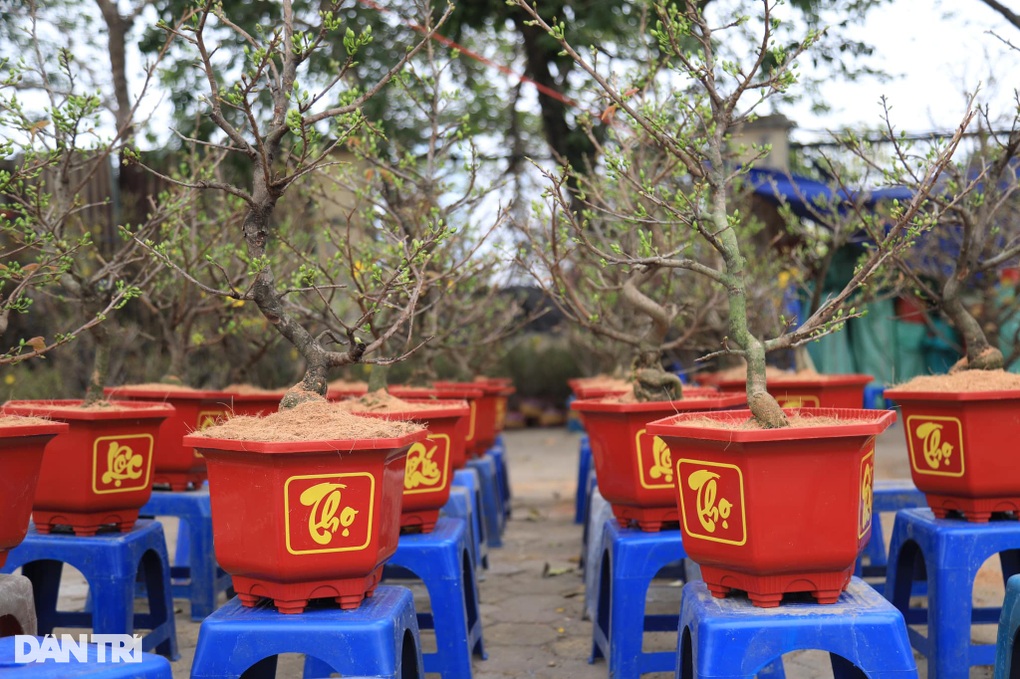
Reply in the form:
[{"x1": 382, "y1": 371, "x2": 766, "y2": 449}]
[
  {"x1": 786, "y1": 0, "x2": 1020, "y2": 142},
  {"x1": 8, "y1": 0, "x2": 1019, "y2": 153}
]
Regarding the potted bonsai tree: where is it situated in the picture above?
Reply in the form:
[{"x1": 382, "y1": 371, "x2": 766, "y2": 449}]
[
  {"x1": 692, "y1": 166, "x2": 911, "y2": 407},
  {"x1": 518, "y1": 120, "x2": 750, "y2": 531},
  {"x1": 138, "y1": 0, "x2": 456, "y2": 611},
  {"x1": 307, "y1": 32, "x2": 535, "y2": 460},
  {"x1": 882, "y1": 114, "x2": 1020, "y2": 521},
  {"x1": 2, "y1": 8, "x2": 183, "y2": 536},
  {"x1": 108, "y1": 142, "x2": 305, "y2": 489},
  {"x1": 516, "y1": 0, "x2": 970, "y2": 604},
  {"x1": 292, "y1": 24, "x2": 513, "y2": 529}
]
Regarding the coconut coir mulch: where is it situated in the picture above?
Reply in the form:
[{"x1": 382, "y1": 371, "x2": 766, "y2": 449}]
[
  {"x1": 671, "y1": 413, "x2": 859, "y2": 431},
  {"x1": 892, "y1": 369, "x2": 1020, "y2": 392},
  {"x1": 222, "y1": 384, "x2": 287, "y2": 395},
  {"x1": 192, "y1": 399, "x2": 423, "y2": 442},
  {"x1": 0, "y1": 414, "x2": 55, "y2": 427},
  {"x1": 337, "y1": 390, "x2": 462, "y2": 413},
  {"x1": 110, "y1": 382, "x2": 216, "y2": 393},
  {"x1": 609, "y1": 389, "x2": 715, "y2": 404}
]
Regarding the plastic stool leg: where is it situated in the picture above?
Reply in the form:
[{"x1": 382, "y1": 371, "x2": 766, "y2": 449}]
[
  {"x1": 89, "y1": 578, "x2": 133, "y2": 636},
  {"x1": 20, "y1": 560, "x2": 63, "y2": 634},
  {"x1": 995, "y1": 574, "x2": 1020, "y2": 679},
  {"x1": 575, "y1": 436, "x2": 591, "y2": 524},
  {"x1": 175, "y1": 518, "x2": 190, "y2": 567}
]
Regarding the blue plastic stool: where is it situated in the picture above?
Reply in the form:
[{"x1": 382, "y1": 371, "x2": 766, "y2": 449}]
[
  {"x1": 311, "y1": 517, "x2": 484, "y2": 679},
  {"x1": 0, "y1": 636, "x2": 173, "y2": 677},
  {"x1": 190, "y1": 586, "x2": 423, "y2": 679},
  {"x1": 442, "y1": 486, "x2": 484, "y2": 572},
  {"x1": 452, "y1": 469, "x2": 490, "y2": 569},
  {"x1": 1, "y1": 520, "x2": 177, "y2": 660},
  {"x1": 466, "y1": 456, "x2": 504, "y2": 548},
  {"x1": 678, "y1": 577, "x2": 917, "y2": 678},
  {"x1": 574, "y1": 434, "x2": 592, "y2": 524},
  {"x1": 578, "y1": 466, "x2": 599, "y2": 570},
  {"x1": 567, "y1": 398, "x2": 586, "y2": 432},
  {"x1": 488, "y1": 437, "x2": 512, "y2": 520},
  {"x1": 855, "y1": 480, "x2": 927, "y2": 580},
  {"x1": 863, "y1": 383, "x2": 888, "y2": 409},
  {"x1": 589, "y1": 518, "x2": 689, "y2": 678},
  {"x1": 884, "y1": 508, "x2": 1020, "y2": 679},
  {"x1": 995, "y1": 574, "x2": 1020, "y2": 678},
  {"x1": 387, "y1": 517, "x2": 485, "y2": 677},
  {"x1": 582, "y1": 489, "x2": 613, "y2": 620},
  {"x1": 139, "y1": 488, "x2": 232, "y2": 620}
]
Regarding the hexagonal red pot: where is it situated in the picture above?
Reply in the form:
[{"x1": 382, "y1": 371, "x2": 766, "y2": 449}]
[
  {"x1": 183, "y1": 428, "x2": 427, "y2": 613},
  {"x1": 347, "y1": 400, "x2": 470, "y2": 533},
  {"x1": 568, "y1": 378, "x2": 631, "y2": 400},
  {"x1": 647, "y1": 407, "x2": 896, "y2": 607},
  {"x1": 105, "y1": 386, "x2": 234, "y2": 490},
  {"x1": 0, "y1": 417, "x2": 68, "y2": 566},
  {"x1": 435, "y1": 381, "x2": 512, "y2": 456},
  {"x1": 473, "y1": 378, "x2": 515, "y2": 435},
  {"x1": 388, "y1": 384, "x2": 484, "y2": 461},
  {"x1": 223, "y1": 389, "x2": 286, "y2": 418},
  {"x1": 1, "y1": 401, "x2": 174, "y2": 536},
  {"x1": 695, "y1": 373, "x2": 873, "y2": 408},
  {"x1": 570, "y1": 393, "x2": 746, "y2": 531},
  {"x1": 326, "y1": 382, "x2": 369, "y2": 401},
  {"x1": 883, "y1": 386, "x2": 1020, "y2": 522}
]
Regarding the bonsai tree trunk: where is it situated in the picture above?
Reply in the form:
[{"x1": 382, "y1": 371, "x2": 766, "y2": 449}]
[
  {"x1": 622, "y1": 267, "x2": 682, "y2": 402},
  {"x1": 83, "y1": 324, "x2": 111, "y2": 406},
  {"x1": 241, "y1": 197, "x2": 366, "y2": 409},
  {"x1": 709, "y1": 164, "x2": 788, "y2": 428},
  {"x1": 943, "y1": 275, "x2": 1004, "y2": 371}
]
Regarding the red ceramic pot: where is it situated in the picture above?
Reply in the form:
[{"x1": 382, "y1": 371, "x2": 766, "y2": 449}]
[
  {"x1": 436, "y1": 381, "x2": 511, "y2": 456},
  {"x1": 348, "y1": 400, "x2": 470, "y2": 533},
  {"x1": 184, "y1": 428, "x2": 427, "y2": 613},
  {"x1": 568, "y1": 377, "x2": 631, "y2": 400},
  {"x1": 389, "y1": 385, "x2": 484, "y2": 459},
  {"x1": 883, "y1": 386, "x2": 1020, "y2": 521},
  {"x1": 105, "y1": 386, "x2": 234, "y2": 490},
  {"x1": 325, "y1": 382, "x2": 369, "y2": 401},
  {"x1": 0, "y1": 417, "x2": 68, "y2": 566},
  {"x1": 648, "y1": 407, "x2": 896, "y2": 607},
  {"x1": 476, "y1": 379, "x2": 515, "y2": 435},
  {"x1": 695, "y1": 372, "x2": 873, "y2": 408},
  {"x1": 223, "y1": 389, "x2": 286, "y2": 417},
  {"x1": 571, "y1": 393, "x2": 746, "y2": 531},
  {"x1": 2, "y1": 400, "x2": 173, "y2": 536}
]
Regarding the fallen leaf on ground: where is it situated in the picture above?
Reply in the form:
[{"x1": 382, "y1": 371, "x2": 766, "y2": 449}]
[{"x1": 542, "y1": 562, "x2": 575, "y2": 577}]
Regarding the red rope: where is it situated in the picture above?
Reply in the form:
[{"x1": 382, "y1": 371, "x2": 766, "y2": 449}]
[{"x1": 355, "y1": 0, "x2": 580, "y2": 108}]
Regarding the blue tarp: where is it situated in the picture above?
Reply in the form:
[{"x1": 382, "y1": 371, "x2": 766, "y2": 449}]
[{"x1": 745, "y1": 166, "x2": 912, "y2": 219}]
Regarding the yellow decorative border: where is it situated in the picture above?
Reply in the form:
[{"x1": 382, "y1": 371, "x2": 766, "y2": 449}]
[
  {"x1": 495, "y1": 398, "x2": 507, "y2": 431},
  {"x1": 635, "y1": 428, "x2": 674, "y2": 490},
  {"x1": 858, "y1": 448, "x2": 875, "y2": 539},
  {"x1": 91, "y1": 434, "x2": 154, "y2": 494},
  {"x1": 677, "y1": 458, "x2": 747, "y2": 546},
  {"x1": 284, "y1": 471, "x2": 375, "y2": 555},
  {"x1": 404, "y1": 433, "x2": 451, "y2": 495},
  {"x1": 466, "y1": 401, "x2": 477, "y2": 440},
  {"x1": 196, "y1": 409, "x2": 227, "y2": 430},
  {"x1": 777, "y1": 394, "x2": 820, "y2": 407},
  {"x1": 906, "y1": 415, "x2": 965, "y2": 478}
]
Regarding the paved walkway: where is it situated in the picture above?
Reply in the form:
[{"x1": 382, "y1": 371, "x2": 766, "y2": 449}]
[{"x1": 48, "y1": 423, "x2": 1005, "y2": 677}]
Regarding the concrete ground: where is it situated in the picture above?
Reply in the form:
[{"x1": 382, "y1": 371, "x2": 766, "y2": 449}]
[{"x1": 41, "y1": 421, "x2": 1008, "y2": 677}]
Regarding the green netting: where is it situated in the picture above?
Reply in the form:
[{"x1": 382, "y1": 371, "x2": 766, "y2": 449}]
[{"x1": 803, "y1": 297, "x2": 931, "y2": 384}]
